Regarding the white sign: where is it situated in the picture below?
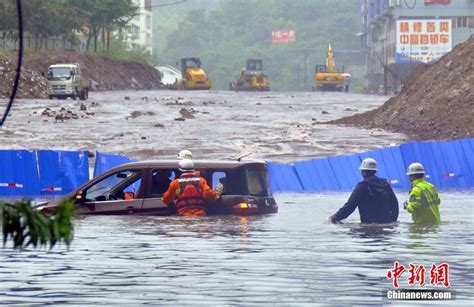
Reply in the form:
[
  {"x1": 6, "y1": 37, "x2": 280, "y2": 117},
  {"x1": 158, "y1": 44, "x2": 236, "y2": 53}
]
[{"x1": 396, "y1": 19, "x2": 452, "y2": 63}]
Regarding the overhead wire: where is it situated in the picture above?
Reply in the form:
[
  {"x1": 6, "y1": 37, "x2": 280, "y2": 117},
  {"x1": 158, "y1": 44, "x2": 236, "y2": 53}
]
[
  {"x1": 0, "y1": 0, "x2": 23, "y2": 127},
  {"x1": 142, "y1": 0, "x2": 187, "y2": 9}
]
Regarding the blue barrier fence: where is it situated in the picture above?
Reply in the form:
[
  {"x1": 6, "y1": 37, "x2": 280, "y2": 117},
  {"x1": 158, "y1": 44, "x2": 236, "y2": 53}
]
[
  {"x1": 288, "y1": 138, "x2": 474, "y2": 192},
  {"x1": 93, "y1": 152, "x2": 135, "y2": 178},
  {"x1": 0, "y1": 150, "x2": 89, "y2": 196},
  {"x1": 1, "y1": 138, "x2": 473, "y2": 196}
]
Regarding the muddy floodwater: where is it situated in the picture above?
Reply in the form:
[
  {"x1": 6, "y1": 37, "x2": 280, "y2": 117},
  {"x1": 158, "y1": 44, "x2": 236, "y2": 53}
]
[
  {"x1": 0, "y1": 91, "x2": 407, "y2": 162},
  {"x1": 1, "y1": 192, "x2": 473, "y2": 305}
]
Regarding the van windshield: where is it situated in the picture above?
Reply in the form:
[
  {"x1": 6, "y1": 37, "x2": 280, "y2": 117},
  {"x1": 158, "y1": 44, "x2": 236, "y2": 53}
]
[
  {"x1": 245, "y1": 166, "x2": 270, "y2": 196},
  {"x1": 47, "y1": 67, "x2": 72, "y2": 80}
]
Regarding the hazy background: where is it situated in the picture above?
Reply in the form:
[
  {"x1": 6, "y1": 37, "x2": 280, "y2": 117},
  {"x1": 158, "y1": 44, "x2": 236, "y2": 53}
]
[{"x1": 151, "y1": 0, "x2": 364, "y2": 91}]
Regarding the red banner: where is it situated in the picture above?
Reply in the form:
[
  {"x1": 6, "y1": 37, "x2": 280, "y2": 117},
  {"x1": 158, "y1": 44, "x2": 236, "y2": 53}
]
[
  {"x1": 271, "y1": 29, "x2": 296, "y2": 44},
  {"x1": 424, "y1": 0, "x2": 450, "y2": 5}
]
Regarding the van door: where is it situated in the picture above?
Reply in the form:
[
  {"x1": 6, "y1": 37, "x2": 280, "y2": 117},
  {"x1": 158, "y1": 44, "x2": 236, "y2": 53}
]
[
  {"x1": 80, "y1": 169, "x2": 144, "y2": 215},
  {"x1": 140, "y1": 168, "x2": 176, "y2": 215}
]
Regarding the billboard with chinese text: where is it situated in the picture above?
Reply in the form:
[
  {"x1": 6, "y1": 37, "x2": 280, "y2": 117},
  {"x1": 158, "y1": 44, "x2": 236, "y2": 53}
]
[
  {"x1": 396, "y1": 19, "x2": 452, "y2": 63},
  {"x1": 271, "y1": 29, "x2": 296, "y2": 44}
]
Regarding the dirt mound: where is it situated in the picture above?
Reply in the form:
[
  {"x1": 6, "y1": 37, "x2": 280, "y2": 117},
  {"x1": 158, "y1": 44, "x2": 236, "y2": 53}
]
[
  {"x1": 332, "y1": 35, "x2": 474, "y2": 141},
  {"x1": 0, "y1": 51, "x2": 162, "y2": 99}
]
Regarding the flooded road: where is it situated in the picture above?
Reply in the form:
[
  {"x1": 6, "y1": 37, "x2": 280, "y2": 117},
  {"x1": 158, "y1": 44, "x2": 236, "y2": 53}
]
[
  {"x1": 0, "y1": 90, "x2": 407, "y2": 162},
  {"x1": 1, "y1": 192, "x2": 472, "y2": 305}
]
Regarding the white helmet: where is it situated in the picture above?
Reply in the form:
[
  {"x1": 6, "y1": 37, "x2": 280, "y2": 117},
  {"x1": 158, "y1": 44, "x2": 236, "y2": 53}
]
[
  {"x1": 177, "y1": 149, "x2": 193, "y2": 160},
  {"x1": 359, "y1": 158, "x2": 378, "y2": 171},
  {"x1": 406, "y1": 163, "x2": 425, "y2": 175},
  {"x1": 178, "y1": 159, "x2": 194, "y2": 173}
]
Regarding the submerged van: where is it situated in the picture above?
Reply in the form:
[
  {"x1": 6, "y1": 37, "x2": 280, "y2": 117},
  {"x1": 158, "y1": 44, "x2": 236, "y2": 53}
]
[{"x1": 39, "y1": 160, "x2": 278, "y2": 216}]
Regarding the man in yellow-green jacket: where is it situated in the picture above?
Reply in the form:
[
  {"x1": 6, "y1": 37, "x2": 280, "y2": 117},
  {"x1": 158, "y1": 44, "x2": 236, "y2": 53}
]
[{"x1": 403, "y1": 163, "x2": 441, "y2": 223}]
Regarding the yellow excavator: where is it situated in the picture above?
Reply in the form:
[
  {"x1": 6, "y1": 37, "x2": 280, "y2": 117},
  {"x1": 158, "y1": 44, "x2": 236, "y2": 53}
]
[
  {"x1": 313, "y1": 44, "x2": 350, "y2": 92},
  {"x1": 173, "y1": 57, "x2": 212, "y2": 90},
  {"x1": 229, "y1": 59, "x2": 270, "y2": 91}
]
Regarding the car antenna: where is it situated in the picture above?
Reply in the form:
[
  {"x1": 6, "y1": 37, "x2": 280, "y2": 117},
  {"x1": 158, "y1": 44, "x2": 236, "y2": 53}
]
[{"x1": 236, "y1": 152, "x2": 254, "y2": 161}]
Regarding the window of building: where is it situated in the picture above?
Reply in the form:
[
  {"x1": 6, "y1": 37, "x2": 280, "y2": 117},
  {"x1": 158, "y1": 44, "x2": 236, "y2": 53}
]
[
  {"x1": 455, "y1": 16, "x2": 468, "y2": 28},
  {"x1": 468, "y1": 16, "x2": 474, "y2": 28}
]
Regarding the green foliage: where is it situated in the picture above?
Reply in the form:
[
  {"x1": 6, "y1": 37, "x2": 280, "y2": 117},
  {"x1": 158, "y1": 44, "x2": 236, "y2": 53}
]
[
  {"x1": 96, "y1": 36, "x2": 153, "y2": 66},
  {"x1": 155, "y1": 0, "x2": 363, "y2": 91},
  {"x1": 73, "y1": 0, "x2": 139, "y2": 52},
  {"x1": 97, "y1": 49, "x2": 152, "y2": 67},
  {"x1": 1, "y1": 200, "x2": 75, "y2": 250},
  {"x1": 0, "y1": 0, "x2": 138, "y2": 53}
]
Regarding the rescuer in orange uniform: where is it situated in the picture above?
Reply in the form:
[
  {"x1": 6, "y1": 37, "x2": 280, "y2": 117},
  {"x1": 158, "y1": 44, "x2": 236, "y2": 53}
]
[{"x1": 162, "y1": 159, "x2": 223, "y2": 216}]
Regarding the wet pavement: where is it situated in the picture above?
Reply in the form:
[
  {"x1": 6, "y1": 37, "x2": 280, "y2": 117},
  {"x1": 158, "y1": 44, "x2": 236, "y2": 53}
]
[
  {"x1": 0, "y1": 90, "x2": 407, "y2": 162},
  {"x1": 0, "y1": 192, "x2": 473, "y2": 305}
]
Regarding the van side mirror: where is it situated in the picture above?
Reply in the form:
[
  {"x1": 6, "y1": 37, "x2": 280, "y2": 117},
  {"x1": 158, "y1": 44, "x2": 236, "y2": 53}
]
[{"x1": 41, "y1": 71, "x2": 45, "y2": 77}]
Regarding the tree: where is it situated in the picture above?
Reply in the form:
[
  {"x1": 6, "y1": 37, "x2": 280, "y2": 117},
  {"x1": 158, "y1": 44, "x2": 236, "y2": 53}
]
[
  {"x1": 1, "y1": 200, "x2": 75, "y2": 250},
  {"x1": 0, "y1": 0, "x2": 20, "y2": 47},
  {"x1": 71, "y1": 0, "x2": 138, "y2": 52},
  {"x1": 157, "y1": 0, "x2": 361, "y2": 91}
]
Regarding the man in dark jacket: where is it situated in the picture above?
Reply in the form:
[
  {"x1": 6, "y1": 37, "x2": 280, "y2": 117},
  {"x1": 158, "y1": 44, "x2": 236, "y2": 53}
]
[{"x1": 327, "y1": 158, "x2": 399, "y2": 224}]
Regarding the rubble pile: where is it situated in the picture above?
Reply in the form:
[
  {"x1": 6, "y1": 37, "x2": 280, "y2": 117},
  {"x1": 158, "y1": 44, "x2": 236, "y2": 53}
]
[
  {"x1": 333, "y1": 35, "x2": 474, "y2": 140},
  {"x1": 35, "y1": 101, "x2": 99, "y2": 122},
  {"x1": 0, "y1": 57, "x2": 49, "y2": 98},
  {"x1": 0, "y1": 51, "x2": 163, "y2": 99}
]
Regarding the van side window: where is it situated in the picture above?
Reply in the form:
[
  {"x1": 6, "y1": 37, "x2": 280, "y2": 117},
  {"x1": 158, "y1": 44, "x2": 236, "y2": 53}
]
[
  {"x1": 212, "y1": 171, "x2": 226, "y2": 189},
  {"x1": 210, "y1": 171, "x2": 226, "y2": 195},
  {"x1": 146, "y1": 169, "x2": 175, "y2": 198},
  {"x1": 86, "y1": 169, "x2": 142, "y2": 202}
]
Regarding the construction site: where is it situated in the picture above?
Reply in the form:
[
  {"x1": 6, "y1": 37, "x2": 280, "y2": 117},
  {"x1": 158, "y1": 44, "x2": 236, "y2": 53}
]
[{"x1": 0, "y1": 0, "x2": 473, "y2": 305}]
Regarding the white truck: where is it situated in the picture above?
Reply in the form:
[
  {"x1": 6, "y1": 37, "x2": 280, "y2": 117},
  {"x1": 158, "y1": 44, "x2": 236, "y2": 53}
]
[{"x1": 46, "y1": 63, "x2": 89, "y2": 100}]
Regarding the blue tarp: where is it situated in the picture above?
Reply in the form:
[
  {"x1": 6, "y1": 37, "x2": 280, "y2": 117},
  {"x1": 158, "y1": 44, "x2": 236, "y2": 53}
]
[
  {"x1": 37, "y1": 150, "x2": 89, "y2": 195},
  {"x1": 267, "y1": 162, "x2": 303, "y2": 192},
  {"x1": 357, "y1": 147, "x2": 409, "y2": 189},
  {"x1": 0, "y1": 150, "x2": 89, "y2": 196},
  {"x1": 459, "y1": 138, "x2": 474, "y2": 187},
  {"x1": 292, "y1": 138, "x2": 474, "y2": 192},
  {"x1": 328, "y1": 154, "x2": 361, "y2": 190},
  {"x1": 294, "y1": 159, "x2": 325, "y2": 192},
  {"x1": 1, "y1": 138, "x2": 473, "y2": 196},
  {"x1": 0, "y1": 150, "x2": 40, "y2": 196},
  {"x1": 294, "y1": 158, "x2": 340, "y2": 191},
  {"x1": 93, "y1": 152, "x2": 135, "y2": 178}
]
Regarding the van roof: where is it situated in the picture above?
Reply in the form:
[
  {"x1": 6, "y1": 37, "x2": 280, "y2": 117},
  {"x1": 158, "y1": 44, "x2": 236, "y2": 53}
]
[
  {"x1": 48, "y1": 64, "x2": 79, "y2": 68},
  {"x1": 115, "y1": 159, "x2": 267, "y2": 170}
]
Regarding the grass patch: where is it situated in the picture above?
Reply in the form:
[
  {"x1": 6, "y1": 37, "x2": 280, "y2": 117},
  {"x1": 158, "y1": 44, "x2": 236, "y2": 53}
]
[{"x1": 96, "y1": 49, "x2": 153, "y2": 67}]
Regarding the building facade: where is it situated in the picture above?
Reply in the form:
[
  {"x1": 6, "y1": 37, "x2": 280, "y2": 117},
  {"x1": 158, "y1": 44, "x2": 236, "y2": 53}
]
[
  {"x1": 361, "y1": 0, "x2": 474, "y2": 88},
  {"x1": 126, "y1": 0, "x2": 153, "y2": 55}
]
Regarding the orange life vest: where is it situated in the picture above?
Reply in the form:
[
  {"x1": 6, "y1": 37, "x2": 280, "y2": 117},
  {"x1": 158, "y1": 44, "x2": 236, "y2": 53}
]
[{"x1": 176, "y1": 177, "x2": 206, "y2": 216}]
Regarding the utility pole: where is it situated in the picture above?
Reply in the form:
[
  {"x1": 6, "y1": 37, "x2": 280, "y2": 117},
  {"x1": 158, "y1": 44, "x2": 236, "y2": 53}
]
[
  {"x1": 291, "y1": 48, "x2": 316, "y2": 91},
  {"x1": 296, "y1": 63, "x2": 301, "y2": 91}
]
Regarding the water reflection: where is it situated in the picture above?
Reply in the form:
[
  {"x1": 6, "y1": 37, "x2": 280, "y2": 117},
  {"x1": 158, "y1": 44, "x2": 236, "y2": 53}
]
[
  {"x1": 406, "y1": 223, "x2": 440, "y2": 252},
  {"x1": 345, "y1": 223, "x2": 399, "y2": 241},
  {"x1": 239, "y1": 216, "x2": 249, "y2": 251},
  {"x1": 0, "y1": 193, "x2": 472, "y2": 305}
]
